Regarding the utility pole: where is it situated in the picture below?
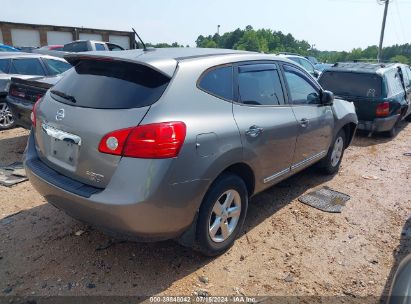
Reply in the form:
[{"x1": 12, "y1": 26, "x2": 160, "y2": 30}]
[
  {"x1": 217, "y1": 25, "x2": 220, "y2": 35},
  {"x1": 377, "y1": 0, "x2": 390, "y2": 62}
]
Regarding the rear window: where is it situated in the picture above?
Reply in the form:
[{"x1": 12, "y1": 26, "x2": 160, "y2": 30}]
[
  {"x1": 198, "y1": 66, "x2": 233, "y2": 100},
  {"x1": 0, "y1": 59, "x2": 10, "y2": 73},
  {"x1": 10, "y1": 58, "x2": 46, "y2": 76},
  {"x1": 44, "y1": 59, "x2": 71, "y2": 75},
  {"x1": 63, "y1": 41, "x2": 88, "y2": 52},
  {"x1": 50, "y1": 60, "x2": 170, "y2": 109},
  {"x1": 319, "y1": 71, "x2": 382, "y2": 98}
]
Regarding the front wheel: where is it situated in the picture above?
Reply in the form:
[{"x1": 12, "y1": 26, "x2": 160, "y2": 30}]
[
  {"x1": 0, "y1": 101, "x2": 15, "y2": 130},
  {"x1": 319, "y1": 130, "x2": 346, "y2": 175},
  {"x1": 195, "y1": 174, "x2": 248, "y2": 256}
]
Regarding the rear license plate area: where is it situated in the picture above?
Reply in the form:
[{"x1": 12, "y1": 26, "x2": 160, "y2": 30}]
[
  {"x1": 50, "y1": 137, "x2": 79, "y2": 166},
  {"x1": 41, "y1": 123, "x2": 81, "y2": 169}
]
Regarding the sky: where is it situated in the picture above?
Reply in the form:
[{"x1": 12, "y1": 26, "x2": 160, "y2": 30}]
[{"x1": 2, "y1": 0, "x2": 411, "y2": 51}]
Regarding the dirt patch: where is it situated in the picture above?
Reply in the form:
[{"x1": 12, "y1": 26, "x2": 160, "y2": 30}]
[{"x1": 0, "y1": 124, "x2": 410, "y2": 298}]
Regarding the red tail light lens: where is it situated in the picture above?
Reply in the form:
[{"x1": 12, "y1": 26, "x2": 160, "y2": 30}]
[
  {"x1": 98, "y1": 122, "x2": 186, "y2": 159},
  {"x1": 30, "y1": 96, "x2": 42, "y2": 127},
  {"x1": 10, "y1": 89, "x2": 25, "y2": 98},
  {"x1": 376, "y1": 102, "x2": 389, "y2": 117}
]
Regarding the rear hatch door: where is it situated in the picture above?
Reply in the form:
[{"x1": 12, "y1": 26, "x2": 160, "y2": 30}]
[
  {"x1": 34, "y1": 57, "x2": 172, "y2": 188},
  {"x1": 319, "y1": 71, "x2": 383, "y2": 121}
]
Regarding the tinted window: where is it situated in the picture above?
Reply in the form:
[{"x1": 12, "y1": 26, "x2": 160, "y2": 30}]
[
  {"x1": 199, "y1": 66, "x2": 233, "y2": 100},
  {"x1": 284, "y1": 65, "x2": 319, "y2": 105},
  {"x1": 319, "y1": 71, "x2": 382, "y2": 98},
  {"x1": 299, "y1": 58, "x2": 315, "y2": 74},
  {"x1": 50, "y1": 60, "x2": 170, "y2": 109},
  {"x1": 44, "y1": 59, "x2": 71, "y2": 75},
  {"x1": 95, "y1": 43, "x2": 106, "y2": 51},
  {"x1": 10, "y1": 58, "x2": 45, "y2": 76},
  {"x1": 63, "y1": 41, "x2": 88, "y2": 52},
  {"x1": 238, "y1": 65, "x2": 285, "y2": 106},
  {"x1": 0, "y1": 59, "x2": 10, "y2": 73},
  {"x1": 107, "y1": 43, "x2": 124, "y2": 51}
]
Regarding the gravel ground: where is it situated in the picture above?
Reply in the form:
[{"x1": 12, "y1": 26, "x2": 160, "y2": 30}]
[{"x1": 0, "y1": 124, "x2": 410, "y2": 300}]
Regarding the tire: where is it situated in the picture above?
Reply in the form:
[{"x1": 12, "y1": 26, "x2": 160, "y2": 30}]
[
  {"x1": 320, "y1": 129, "x2": 346, "y2": 175},
  {"x1": 195, "y1": 173, "x2": 248, "y2": 256},
  {"x1": 0, "y1": 101, "x2": 16, "y2": 130},
  {"x1": 405, "y1": 113, "x2": 411, "y2": 122}
]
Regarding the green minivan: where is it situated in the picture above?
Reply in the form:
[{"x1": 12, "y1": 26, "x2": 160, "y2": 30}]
[{"x1": 319, "y1": 62, "x2": 411, "y2": 137}]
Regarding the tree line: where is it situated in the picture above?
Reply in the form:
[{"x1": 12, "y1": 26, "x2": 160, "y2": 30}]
[
  {"x1": 143, "y1": 25, "x2": 411, "y2": 64},
  {"x1": 194, "y1": 25, "x2": 411, "y2": 64}
]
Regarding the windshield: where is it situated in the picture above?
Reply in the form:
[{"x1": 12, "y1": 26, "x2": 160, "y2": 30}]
[{"x1": 319, "y1": 71, "x2": 382, "y2": 98}]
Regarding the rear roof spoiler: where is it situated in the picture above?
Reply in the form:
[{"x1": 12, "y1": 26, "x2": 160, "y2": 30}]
[{"x1": 64, "y1": 53, "x2": 177, "y2": 78}]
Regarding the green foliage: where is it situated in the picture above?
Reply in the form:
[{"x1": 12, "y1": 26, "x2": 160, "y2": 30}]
[
  {"x1": 195, "y1": 26, "x2": 411, "y2": 64},
  {"x1": 196, "y1": 25, "x2": 311, "y2": 55},
  {"x1": 390, "y1": 55, "x2": 409, "y2": 64}
]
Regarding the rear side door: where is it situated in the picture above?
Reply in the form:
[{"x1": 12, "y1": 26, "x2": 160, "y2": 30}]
[
  {"x1": 281, "y1": 64, "x2": 334, "y2": 169},
  {"x1": 232, "y1": 62, "x2": 299, "y2": 186}
]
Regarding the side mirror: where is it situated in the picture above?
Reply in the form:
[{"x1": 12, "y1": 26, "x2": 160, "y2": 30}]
[
  {"x1": 313, "y1": 70, "x2": 320, "y2": 78},
  {"x1": 321, "y1": 90, "x2": 334, "y2": 105}
]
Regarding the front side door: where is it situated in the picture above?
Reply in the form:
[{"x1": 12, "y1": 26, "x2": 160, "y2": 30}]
[
  {"x1": 232, "y1": 62, "x2": 299, "y2": 188},
  {"x1": 281, "y1": 64, "x2": 334, "y2": 170}
]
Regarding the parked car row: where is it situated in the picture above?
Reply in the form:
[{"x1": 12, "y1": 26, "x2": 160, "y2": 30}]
[{"x1": 0, "y1": 52, "x2": 71, "y2": 129}]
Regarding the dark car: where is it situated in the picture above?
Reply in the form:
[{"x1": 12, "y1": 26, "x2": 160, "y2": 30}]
[
  {"x1": 0, "y1": 52, "x2": 71, "y2": 129},
  {"x1": 7, "y1": 75, "x2": 62, "y2": 129},
  {"x1": 318, "y1": 62, "x2": 411, "y2": 137}
]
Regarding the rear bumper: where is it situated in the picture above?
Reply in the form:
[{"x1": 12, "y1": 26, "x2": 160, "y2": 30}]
[
  {"x1": 6, "y1": 96, "x2": 33, "y2": 129},
  {"x1": 357, "y1": 114, "x2": 400, "y2": 132},
  {"x1": 24, "y1": 131, "x2": 208, "y2": 241}
]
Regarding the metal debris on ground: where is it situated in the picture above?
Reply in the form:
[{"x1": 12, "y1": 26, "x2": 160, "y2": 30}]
[
  {"x1": 298, "y1": 186, "x2": 351, "y2": 213},
  {"x1": 0, "y1": 162, "x2": 28, "y2": 187},
  {"x1": 404, "y1": 152, "x2": 411, "y2": 156}
]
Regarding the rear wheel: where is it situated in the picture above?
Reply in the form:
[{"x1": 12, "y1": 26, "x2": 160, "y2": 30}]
[
  {"x1": 0, "y1": 101, "x2": 15, "y2": 130},
  {"x1": 320, "y1": 129, "x2": 346, "y2": 175},
  {"x1": 195, "y1": 174, "x2": 248, "y2": 256}
]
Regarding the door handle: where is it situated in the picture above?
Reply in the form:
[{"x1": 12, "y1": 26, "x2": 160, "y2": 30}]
[
  {"x1": 245, "y1": 125, "x2": 264, "y2": 138},
  {"x1": 299, "y1": 118, "x2": 310, "y2": 128}
]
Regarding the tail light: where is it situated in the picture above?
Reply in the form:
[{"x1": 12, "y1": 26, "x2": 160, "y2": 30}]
[
  {"x1": 10, "y1": 88, "x2": 25, "y2": 99},
  {"x1": 376, "y1": 102, "x2": 389, "y2": 117},
  {"x1": 30, "y1": 96, "x2": 42, "y2": 127},
  {"x1": 98, "y1": 122, "x2": 186, "y2": 159}
]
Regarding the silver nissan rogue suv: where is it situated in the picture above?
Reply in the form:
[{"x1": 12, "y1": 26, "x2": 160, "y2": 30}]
[{"x1": 24, "y1": 48, "x2": 358, "y2": 256}]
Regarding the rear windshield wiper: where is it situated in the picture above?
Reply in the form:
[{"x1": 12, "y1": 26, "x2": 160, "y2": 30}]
[{"x1": 50, "y1": 89, "x2": 77, "y2": 103}]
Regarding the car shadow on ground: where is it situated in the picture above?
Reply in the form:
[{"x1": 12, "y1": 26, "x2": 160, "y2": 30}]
[
  {"x1": 0, "y1": 163, "x2": 336, "y2": 296},
  {"x1": 351, "y1": 121, "x2": 408, "y2": 148},
  {"x1": 380, "y1": 217, "x2": 411, "y2": 301}
]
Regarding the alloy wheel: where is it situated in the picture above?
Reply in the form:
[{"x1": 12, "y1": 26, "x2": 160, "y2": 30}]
[
  {"x1": 0, "y1": 102, "x2": 15, "y2": 129},
  {"x1": 208, "y1": 189, "x2": 241, "y2": 243},
  {"x1": 331, "y1": 136, "x2": 344, "y2": 167}
]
